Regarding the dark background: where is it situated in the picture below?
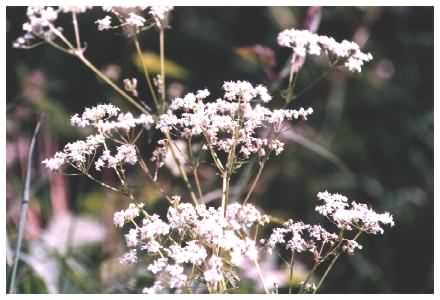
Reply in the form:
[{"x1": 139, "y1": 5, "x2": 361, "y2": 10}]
[{"x1": 6, "y1": 7, "x2": 433, "y2": 293}]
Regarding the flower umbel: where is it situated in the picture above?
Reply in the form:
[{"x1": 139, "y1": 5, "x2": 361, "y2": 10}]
[
  {"x1": 278, "y1": 28, "x2": 373, "y2": 72},
  {"x1": 18, "y1": 5, "x2": 395, "y2": 294}
]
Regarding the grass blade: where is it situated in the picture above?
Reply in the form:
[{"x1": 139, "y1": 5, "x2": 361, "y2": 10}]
[{"x1": 8, "y1": 117, "x2": 43, "y2": 293}]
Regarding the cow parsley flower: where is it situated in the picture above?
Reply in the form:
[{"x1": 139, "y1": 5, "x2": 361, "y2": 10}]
[
  {"x1": 277, "y1": 28, "x2": 373, "y2": 72},
  {"x1": 125, "y1": 12, "x2": 146, "y2": 28},
  {"x1": 70, "y1": 104, "x2": 120, "y2": 127},
  {"x1": 113, "y1": 210, "x2": 126, "y2": 228},
  {"x1": 120, "y1": 249, "x2": 137, "y2": 264},
  {"x1": 113, "y1": 203, "x2": 143, "y2": 228},
  {"x1": 42, "y1": 152, "x2": 67, "y2": 171},
  {"x1": 316, "y1": 191, "x2": 395, "y2": 234},
  {"x1": 96, "y1": 15, "x2": 112, "y2": 31},
  {"x1": 267, "y1": 219, "x2": 357, "y2": 260},
  {"x1": 148, "y1": 257, "x2": 168, "y2": 274},
  {"x1": 42, "y1": 134, "x2": 105, "y2": 170},
  {"x1": 70, "y1": 103, "x2": 153, "y2": 132},
  {"x1": 143, "y1": 280, "x2": 163, "y2": 294},
  {"x1": 149, "y1": 6, "x2": 174, "y2": 28},
  {"x1": 125, "y1": 228, "x2": 139, "y2": 247},
  {"x1": 43, "y1": 104, "x2": 153, "y2": 172},
  {"x1": 342, "y1": 239, "x2": 363, "y2": 254},
  {"x1": 140, "y1": 214, "x2": 170, "y2": 240},
  {"x1": 96, "y1": 6, "x2": 173, "y2": 32},
  {"x1": 158, "y1": 81, "x2": 313, "y2": 161},
  {"x1": 204, "y1": 255, "x2": 224, "y2": 285},
  {"x1": 119, "y1": 202, "x2": 268, "y2": 293},
  {"x1": 123, "y1": 78, "x2": 138, "y2": 97},
  {"x1": 14, "y1": 6, "x2": 92, "y2": 48},
  {"x1": 14, "y1": 6, "x2": 59, "y2": 48},
  {"x1": 59, "y1": 6, "x2": 92, "y2": 13}
]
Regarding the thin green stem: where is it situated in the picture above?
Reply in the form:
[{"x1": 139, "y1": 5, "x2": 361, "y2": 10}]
[
  {"x1": 221, "y1": 171, "x2": 229, "y2": 215},
  {"x1": 202, "y1": 131, "x2": 224, "y2": 174},
  {"x1": 76, "y1": 53, "x2": 151, "y2": 115},
  {"x1": 299, "y1": 228, "x2": 355, "y2": 294},
  {"x1": 313, "y1": 252, "x2": 341, "y2": 293},
  {"x1": 288, "y1": 252, "x2": 295, "y2": 294},
  {"x1": 193, "y1": 167, "x2": 203, "y2": 200},
  {"x1": 285, "y1": 60, "x2": 297, "y2": 104},
  {"x1": 71, "y1": 12, "x2": 81, "y2": 49},
  {"x1": 133, "y1": 34, "x2": 160, "y2": 111},
  {"x1": 46, "y1": 39, "x2": 72, "y2": 54},
  {"x1": 46, "y1": 23, "x2": 152, "y2": 115},
  {"x1": 242, "y1": 156, "x2": 267, "y2": 204},
  {"x1": 314, "y1": 229, "x2": 360, "y2": 294},
  {"x1": 101, "y1": 140, "x2": 132, "y2": 198},
  {"x1": 187, "y1": 138, "x2": 204, "y2": 199},
  {"x1": 221, "y1": 104, "x2": 242, "y2": 213},
  {"x1": 164, "y1": 131, "x2": 199, "y2": 206},
  {"x1": 136, "y1": 152, "x2": 174, "y2": 204},
  {"x1": 253, "y1": 259, "x2": 269, "y2": 294},
  {"x1": 159, "y1": 28, "x2": 166, "y2": 104},
  {"x1": 298, "y1": 262, "x2": 320, "y2": 294},
  {"x1": 286, "y1": 59, "x2": 339, "y2": 108},
  {"x1": 8, "y1": 119, "x2": 42, "y2": 293},
  {"x1": 48, "y1": 23, "x2": 75, "y2": 49},
  {"x1": 82, "y1": 171, "x2": 123, "y2": 194}
]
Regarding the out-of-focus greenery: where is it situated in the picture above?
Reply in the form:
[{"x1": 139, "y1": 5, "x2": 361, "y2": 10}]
[{"x1": 6, "y1": 7, "x2": 433, "y2": 293}]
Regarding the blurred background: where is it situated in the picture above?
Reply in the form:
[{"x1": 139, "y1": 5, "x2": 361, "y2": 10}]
[{"x1": 6, "y1": 6, "x2": 433, "y2": 293}]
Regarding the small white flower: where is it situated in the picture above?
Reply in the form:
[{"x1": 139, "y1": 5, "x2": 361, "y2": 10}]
[
  {"x1": 125, "y1": 228, "x2": 138, "y2": 247},
  {"x1": 203, "y1": 255, "x2": 223, "y2": 284},
  {"x1": 42, "y1": 152, "x2": 67, "y2": 170},
  {"x1": 96, "y1": 15, "x2": 112, "y2": 31},
  {"x1": 142, "y1": 280, "x2": 163, "y2": 294},
  {"x1": 120, "y1": 249, "x2": 137, "y2": 264},
  {"x1": 124, "y1": 203, "x2": 140, "y2": 221},
  {"x1": 147, "y1": 257, "x2": 168, "y2": 274},
  {"x1": 125, "y1": 12, "x2": 146, "y2": 28},
  {"x1": 115, "y1": 144, "x2": 138, "y2": 165},
  {"x1": 113, "y1": 210, "x2": 125, "y2": 228},
  {"x1": 123, "y1": 78, "x2": 138, "y2": 96},
  {"x1": 149, "y1": 6, "x2": 173, "y2": 28},
  {"x1": 166, "y1": 264, "x2": 187, "y2": 288}
]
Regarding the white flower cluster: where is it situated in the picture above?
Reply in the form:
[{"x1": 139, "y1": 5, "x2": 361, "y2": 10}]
[
  {"x1": 59, "y1": 6, "x2": 92, "y2": 13},
  {"x1": 96, "y1": 6, "x2": 173, "y2": 31},
  {"x1": 96, "y1": 7, "x2": 147, "y2": 31},
  {"x1": 277, "y1": 28, "x2": 373, "y2": 72},
  {"x1": 13, "y1": 6, "x2": 92, "y2": 48},
  {"x1": 42, "y1": 134, "x2": 105, "y2": 171},
  {"x1": 12, "y1": 5, "x2": 172, "y2": 41},
  {"x1": 223, "y1": 81, "x2": 272, "y2": 103},
  {"x1": 150, "y1": 139, "x2": 189, "y2": 177},
  {"x1": 157, "y1": 81, "x2": 313, "y2": 161},
  {"x1": 115, "y1": 202, "x2": 269, "y2": 293},
  {"x1": 267, "y1": 191, "x2": 395, "y2": 259},
  {"x1": 13, "y1": 6, "x2": 59, "y2": 48},
  {"x1": 70, "y1": 103, "x2": 154, "y2": 133},
  {"x1": 95, "y1": 144, "x2": 138, "y2": 171},
  {"x1": 316, "y1": 191, "x2": 395, "y2": 234},
  {"x1": 266, "y1": 220, "x2": 340, "y2": 259},
  {"x1": 42, "y1": 104, "x2": 151, "y2": 171},
  {"x1": 149, "y1": 6, "x2": 174, "y2": 28},
  {"x1": 113, "y1": 203, "x2": 143, "y2": 227}
]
